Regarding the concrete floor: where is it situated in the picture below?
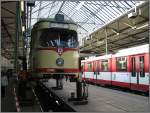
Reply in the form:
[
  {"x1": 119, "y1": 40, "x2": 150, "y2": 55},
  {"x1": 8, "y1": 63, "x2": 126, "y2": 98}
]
[
  {"x1": 1, "y1": 78, "x2": 17, "y2": 112},
  {"x1": 1, "y1": 77, "x2": 41, "y2": 112},
  {"x1": 45, "y1": 79, "x2": 149, "y2": 112}
]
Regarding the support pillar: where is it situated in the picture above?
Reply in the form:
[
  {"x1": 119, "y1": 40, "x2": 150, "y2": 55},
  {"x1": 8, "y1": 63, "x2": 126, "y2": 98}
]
[
  {"x1": 14, "y1": 1, "x2": 20, "y2": 73},
  {"x1": 105, "y1": 28, "x2": 108, "y2": 55},
  {"x1": 56, "y1": 79, "x2": 63, "y2": 89},
  {"x1": 76, "y1": 79, "x2": 82, "y2": 99},
  {"x1": 52, "y1": 75, "x2": 63, "y2": 90},
  {"x1": 68, "y1": 57, "x2": 88, "y2": 105}
]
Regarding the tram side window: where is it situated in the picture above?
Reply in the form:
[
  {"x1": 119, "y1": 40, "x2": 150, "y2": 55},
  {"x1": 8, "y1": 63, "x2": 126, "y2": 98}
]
[
  {"x1": 101, "y1": 60, "x2": 108, "y2": 71},
  {"x1": 87, "y1": 63, "x2": 92, "y2": 72},
  {"x1": 140, "y1": 56, "x2": 145, "y2": 77},
  {"x1": 94, "y1": 62, "x2": 98, "y2": 72},
  {"x1": 131, "y1": 57, "x2": 136, "y2": 77},
  {"x1": 116, "y1": 57, "x2": 127, "y2": 71}
]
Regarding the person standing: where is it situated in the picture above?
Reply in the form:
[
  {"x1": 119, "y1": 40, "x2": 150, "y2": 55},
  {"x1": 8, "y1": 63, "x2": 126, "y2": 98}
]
[
  {"x1": 1, "y1": 71, "x2": 8, "y2": 97},
  {"x1": 65, "y1": 75, "x2": 68, "y2": 82}
]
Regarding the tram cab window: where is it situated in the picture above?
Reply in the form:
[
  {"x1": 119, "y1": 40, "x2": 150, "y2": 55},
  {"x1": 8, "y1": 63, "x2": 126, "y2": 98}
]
[
  {"x1": 101, "y1": 60, "x2": 108, "y2": 71},
  {"x1": 39, "y1": 28, "x2": 77, "y2": 48},
  {"x1": 116, "y1": 57, "x2": 127, "y2": 71}
]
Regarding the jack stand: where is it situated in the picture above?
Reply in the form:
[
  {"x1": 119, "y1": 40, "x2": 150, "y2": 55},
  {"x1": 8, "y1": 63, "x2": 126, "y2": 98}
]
[
  {"x1": 52, "y1": 78, "x2": 63, "y2": 90},
  {"x1": 68, "y1": 80, "x2": 88, "y2": 105}
]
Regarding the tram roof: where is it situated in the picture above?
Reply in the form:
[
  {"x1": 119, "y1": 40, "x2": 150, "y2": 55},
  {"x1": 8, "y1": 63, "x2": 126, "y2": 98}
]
[{"x1": 34, "y1": 18, "x2": 77, "y2": 25}]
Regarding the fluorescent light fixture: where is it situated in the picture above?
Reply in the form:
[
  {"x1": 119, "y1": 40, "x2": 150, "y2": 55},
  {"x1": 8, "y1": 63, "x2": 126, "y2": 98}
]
[
  {"x1": 97, "y1": 40, "x2": 104, "y2": 45},
  {"x1": 22, "y1": 26, "x2": 25, "y2": 32},
  {"x1": 124, "y1": 22, "x2": 148, "y2": 30},
  {"x1": 136, "y1": 23, "x2": 148, "y2": 30},
  {"x1": 21, "y1": 0, "x2": 24, "y2": 12},
  {"x1": 137, "y1": 37, "x2": 146, "y2": 41},
  {"x1": 111, "y1": 29, "x2": 119, "y2": 35},
  {"x1": 75, "y1": 1, "x2": 85, "y2": 10},
  {"x1": 123, "y1": 22, "x2": 134, "y2": 28}
]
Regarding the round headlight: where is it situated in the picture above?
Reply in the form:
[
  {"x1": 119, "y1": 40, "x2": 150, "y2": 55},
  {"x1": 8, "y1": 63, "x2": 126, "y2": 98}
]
[{"x1": 56, "y1": 58, "x2": 64, "y2": 66}]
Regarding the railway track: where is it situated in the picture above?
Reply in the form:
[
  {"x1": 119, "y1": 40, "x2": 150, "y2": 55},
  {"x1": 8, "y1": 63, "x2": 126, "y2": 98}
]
[{"x1": 33, "y1": 81, "x2": 76, "y2": 112}]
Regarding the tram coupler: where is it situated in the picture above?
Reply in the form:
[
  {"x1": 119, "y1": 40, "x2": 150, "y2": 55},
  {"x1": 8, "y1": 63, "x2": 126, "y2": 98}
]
[{"x1": 52, "y1": 78, "x2": 63, "y2": 90}]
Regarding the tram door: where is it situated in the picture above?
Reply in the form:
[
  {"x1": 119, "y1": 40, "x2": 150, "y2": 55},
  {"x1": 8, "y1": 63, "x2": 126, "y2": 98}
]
[
  {"x1": 93, "y1": 61, "x2": 97, "y2": 84},
  {"x1": 130, "y1": 55, "x2": 145, "y2": 91}
]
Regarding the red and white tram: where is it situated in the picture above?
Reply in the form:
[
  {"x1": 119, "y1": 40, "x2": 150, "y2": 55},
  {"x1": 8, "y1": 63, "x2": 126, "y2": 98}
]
[{"x1": 81, "y1": 44, "x2": 149, "y2": 93}]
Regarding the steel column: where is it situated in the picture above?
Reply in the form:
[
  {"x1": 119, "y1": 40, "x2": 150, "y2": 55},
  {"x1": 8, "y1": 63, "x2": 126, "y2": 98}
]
[
  {"x1": 105, "y1": 28, "x2": 108, "y2": 55},
  {"x1": 14, "y1": 1, "x2": 20, "y2": 73}
]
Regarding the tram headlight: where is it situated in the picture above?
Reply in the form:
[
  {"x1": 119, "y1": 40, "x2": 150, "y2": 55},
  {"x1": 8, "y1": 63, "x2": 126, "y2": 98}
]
[{"x1": 56, "y1": 58, "x2": 64, "y2": 66}]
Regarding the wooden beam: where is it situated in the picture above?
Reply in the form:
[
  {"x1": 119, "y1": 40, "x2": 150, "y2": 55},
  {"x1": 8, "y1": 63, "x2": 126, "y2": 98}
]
[
  {"x1": 2, "y1": 7, "x2": 16, "y2": 15},
  {"x1": 1, "y1": 17, "x2": 16, "y2": 19},
  {"x1": 2, "y1": 1, "x2": 16, "y2": 4},
  {"x1": 1, "y1": 19, "x2": 15, "y2": 45}
]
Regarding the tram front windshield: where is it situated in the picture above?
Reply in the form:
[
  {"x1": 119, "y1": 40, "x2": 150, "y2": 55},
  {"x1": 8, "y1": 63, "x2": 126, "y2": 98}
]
[{"x1": 39, "y1": 28, "x2": 77, "y2": 48}]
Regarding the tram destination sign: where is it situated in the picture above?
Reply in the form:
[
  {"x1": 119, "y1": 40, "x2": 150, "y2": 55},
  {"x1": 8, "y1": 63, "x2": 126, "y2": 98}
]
[{"x1": 49, "y1": 23, "x2": 77, "y2": 31}]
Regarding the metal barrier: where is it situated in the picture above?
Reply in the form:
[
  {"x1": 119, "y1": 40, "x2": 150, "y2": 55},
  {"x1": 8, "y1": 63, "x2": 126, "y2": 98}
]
[{"x1": 34, "y1": 81, "x2": 76, "y2": 112}]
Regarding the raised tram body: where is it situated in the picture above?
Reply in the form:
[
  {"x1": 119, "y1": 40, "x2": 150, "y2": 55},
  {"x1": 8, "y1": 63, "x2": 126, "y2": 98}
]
[{"x1": 30, "y1": 14, "x2": 79, "y2": 79}]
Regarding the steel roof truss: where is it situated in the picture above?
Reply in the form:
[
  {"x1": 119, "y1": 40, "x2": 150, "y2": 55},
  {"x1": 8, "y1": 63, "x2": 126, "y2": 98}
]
[
  {"x1": 119, "y1": 1, "x2": 130, "y2": 10},
  {"x1": 109, "y1": 1, "x2": 124, "y2": 14},
  {"x1": 37, "y1": 1, "x2": 42, "y2": 20},
  {"x1": 124, "y1": 1, "x2": 132, "y2": 8},
  {"x1": 79, "y1": 4, "x2": 104, "y2": 26},
  {"x1": 107, "y1": 2, "x2": 122, "y2": 15},
  {"x1": 99, "y1": 2, "x2": 116, "y2": 19},
  {"x1": 86, "y1": 1, "x2": 129, "y2": 9},
  {"x1": 61, "y1": 11, "x2": 88, "y2": 33},
  {"x1": 103, "y1": 1, "x2": 118, "y2": 16},
  {"x1": 113, "y1": 1, "x2": 127, "y2": 12},
  {"x1": 48, "y1": 1, "x2": 57, "y2": 18},
  {"x1": 57, "y1": 1, "x2": 66, "y2": 14},
  {"x1": 83, "y1": 5, "x2": 105, "y2": 24}
]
